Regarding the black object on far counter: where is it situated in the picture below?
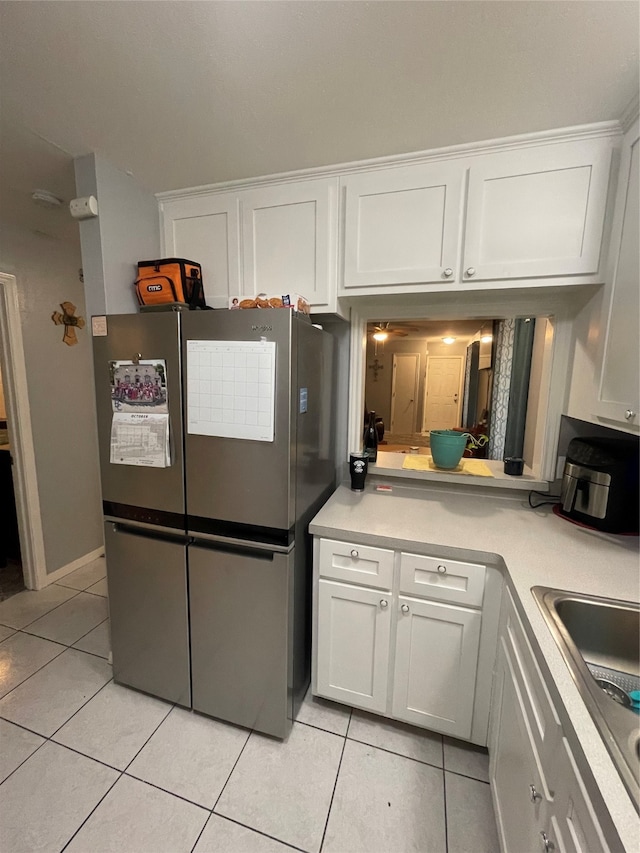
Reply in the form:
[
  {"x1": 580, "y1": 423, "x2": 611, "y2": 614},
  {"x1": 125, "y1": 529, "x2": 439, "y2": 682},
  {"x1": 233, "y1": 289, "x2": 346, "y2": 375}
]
[
  {"x1": 504, "y1": 457, "x2": 524, "y2": 476},
  {"x1": 363, "y1": 410, "x2": 378, "y2": 463},
  {"x1": 349, "y1": 452, "x2": 369, "y2": 491}
]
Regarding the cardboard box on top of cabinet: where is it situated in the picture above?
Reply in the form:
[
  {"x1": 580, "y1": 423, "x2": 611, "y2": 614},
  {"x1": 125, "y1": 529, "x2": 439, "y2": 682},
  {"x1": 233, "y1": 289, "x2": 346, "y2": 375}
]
[{"x1": 228, "y1": 293, "x2": 310, "y2": 315}]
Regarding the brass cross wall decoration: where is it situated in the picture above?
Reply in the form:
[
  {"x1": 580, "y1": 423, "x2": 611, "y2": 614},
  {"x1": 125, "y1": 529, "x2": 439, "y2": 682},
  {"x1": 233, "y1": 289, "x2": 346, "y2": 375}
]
[
  {"x1": 51, "y1": 301, "x2": 85, "y2": 346},
  {"x1": 368, "y1": 357, "x2": 384, "y2": 382}
]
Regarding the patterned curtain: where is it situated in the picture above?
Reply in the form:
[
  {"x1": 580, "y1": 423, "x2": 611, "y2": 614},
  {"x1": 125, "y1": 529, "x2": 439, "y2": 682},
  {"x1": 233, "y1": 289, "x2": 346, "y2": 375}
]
[{"x1": 488, "y1": 319, "x2": 515, "y2": 460}]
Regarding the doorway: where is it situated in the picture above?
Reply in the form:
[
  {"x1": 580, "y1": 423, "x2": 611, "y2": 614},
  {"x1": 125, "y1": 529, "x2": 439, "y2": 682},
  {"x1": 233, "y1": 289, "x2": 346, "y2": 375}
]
[
  {"x1": 422, "y1": 356, "x2": 464, "y2": 432},
  {"x1": 0, "y1": 272, "x2": 45, "y2": 592},
  {"x1": 390, "y1": 353, "x2": 420, "y2": 434}
]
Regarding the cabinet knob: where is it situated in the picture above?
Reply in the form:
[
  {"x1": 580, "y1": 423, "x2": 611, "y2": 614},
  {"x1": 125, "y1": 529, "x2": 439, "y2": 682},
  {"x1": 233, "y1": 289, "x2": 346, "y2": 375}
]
[
  {"x1": 379, "y1": 599, "x2": 388, "y2": 609},
  {"x1": 625, "y1": 410, "x2": 636, "y2": 421},
  {"x1": 443, "y1": 268, "x2": 453, "y2": 278},
  {"x1": 465, "y1": 267, "x2": 476, "y2": 277},
  {"x1": 529, "y1": 784, "x2": 542, "y2": 803},
  {"x1": 350, "y1": 549, "x2": 359, "y2": 558},
  {"x1": 437, "y1": 564, "x2": 447, "y2": 574},
  {"x1": 401, "y1": 603, "x2": 410, "y2": 613},
  {"x1": 539, "y1": 831, "x2": 555, "y2": 852}
]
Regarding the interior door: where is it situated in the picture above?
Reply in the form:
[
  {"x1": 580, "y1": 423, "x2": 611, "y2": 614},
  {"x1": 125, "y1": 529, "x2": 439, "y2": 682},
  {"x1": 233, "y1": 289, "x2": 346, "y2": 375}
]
[
  {"x1": 423, "y1": 356, "x2": 463, "y2": 432},
  {"x1": 390, "y1": 353, "x2": 420, "y2": 433}
]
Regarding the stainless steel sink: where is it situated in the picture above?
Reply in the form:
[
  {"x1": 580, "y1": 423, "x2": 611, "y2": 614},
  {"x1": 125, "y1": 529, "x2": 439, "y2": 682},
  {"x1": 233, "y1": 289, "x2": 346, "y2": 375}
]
[{"x1": 532, "y1": 586, "x2": 640, "y2": 812}]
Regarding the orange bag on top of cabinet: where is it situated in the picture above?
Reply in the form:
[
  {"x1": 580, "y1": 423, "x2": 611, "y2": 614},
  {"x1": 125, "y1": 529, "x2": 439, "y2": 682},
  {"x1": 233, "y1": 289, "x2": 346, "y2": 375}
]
[{"x1": 134, "y1": 259, "x2": 208, "y2": 309}]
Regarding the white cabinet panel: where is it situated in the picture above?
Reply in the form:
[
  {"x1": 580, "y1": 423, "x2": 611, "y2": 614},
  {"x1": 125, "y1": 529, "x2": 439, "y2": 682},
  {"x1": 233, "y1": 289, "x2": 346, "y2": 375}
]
[
  {"x1": 596, "y1": 122, "x2": 639, "y2": 426},
  {"x1": 161, "y1": 193, "x2": 240, "y2": 309},
  {"x1": 318, "y1": 537, "x2": 394, "y2": 590},
  {"x1": 399, "y1": 552, "x2": 486, "y2": 607},
  {"x1": 342, "y1": 162, "x2": 463, "y2": 286},
  {"x1": 554, "y1": 738, "x2": 611, "y2": 853},
  {"x1": 490, "y1": 642, "x2": 548, "y2": 853},
  {"x1": 463, "y1": 140, "x2": 612, "y2": 281},
  {"x1": 241, "y1": 178, "x2": 337, "y2": 309},
  {"x1": 392, "y1": 596, "x2": 481, "y2": 737},
  {"x1": 316, "y1": 579, "x2": 390, "y2": 713}
]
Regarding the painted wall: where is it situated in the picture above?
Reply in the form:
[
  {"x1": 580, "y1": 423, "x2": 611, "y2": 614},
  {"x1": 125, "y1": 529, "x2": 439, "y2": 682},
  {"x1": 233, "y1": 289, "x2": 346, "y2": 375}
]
[
  {"x1": 0, "y1": 225, "x2": 103, "y2": 574},
  {"x1": 0, "y1": 364, "x2": 6, "y2": 420},
  {"x1": 74, "y1": 153, "x2": 160, "y2": 318}
]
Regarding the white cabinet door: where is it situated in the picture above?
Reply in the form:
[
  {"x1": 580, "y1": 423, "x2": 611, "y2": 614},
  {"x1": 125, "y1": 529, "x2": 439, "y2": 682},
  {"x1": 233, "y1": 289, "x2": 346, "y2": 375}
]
[
  {"x1": 552, "y1": 738, "x2": 611, "y2": 853},
  {"x1": 490, "y1": 642, "x2": 549, "y2": 853},
  {"x1": 391, "y1": 595, "x2": 481, "y2": 738},
  {"x1": 240, "y1": 178, "x2": 338, "y2": 310},
  {"x1": 160, "y1": 193, "x2": 241, "y2": 309},
  {"x1": 463, "y1": 139, "x2": 613, "y2": 281},
  {"x1": 341, "y1": 162, "x2": 464, "y2": 287},
  {"x1": 596, "y1": 121, "x2": 639, "y2": 427},
  {"x1": 316, "y1": 579, "x2": 391, "y2": 713}
]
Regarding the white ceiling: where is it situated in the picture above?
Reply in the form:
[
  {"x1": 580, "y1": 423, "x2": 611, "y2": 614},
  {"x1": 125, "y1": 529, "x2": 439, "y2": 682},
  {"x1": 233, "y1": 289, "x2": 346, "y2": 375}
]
[{"x1": 0, "y1": 0, "x2": 638, "y2": 239}]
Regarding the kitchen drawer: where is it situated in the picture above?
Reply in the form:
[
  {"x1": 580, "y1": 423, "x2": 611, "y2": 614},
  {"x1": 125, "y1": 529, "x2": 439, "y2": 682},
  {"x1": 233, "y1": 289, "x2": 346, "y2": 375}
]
[
  {"x1": 399, "y1": 552, "x2": 486, "y2": 607},
  {"x1": 318, "y1": 538, "x2": 394, "y2": 590}
]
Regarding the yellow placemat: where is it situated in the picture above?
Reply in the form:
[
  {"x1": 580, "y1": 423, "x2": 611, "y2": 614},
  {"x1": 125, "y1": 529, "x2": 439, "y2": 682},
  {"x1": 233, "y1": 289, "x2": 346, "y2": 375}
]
[{"x1": 402, "y1": 455, "x2": 494, "y2": 477}]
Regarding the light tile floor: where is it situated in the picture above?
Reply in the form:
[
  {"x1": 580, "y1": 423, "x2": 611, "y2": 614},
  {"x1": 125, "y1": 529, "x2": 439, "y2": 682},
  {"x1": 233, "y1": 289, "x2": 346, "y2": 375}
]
[{"x1": 0, "y1": 556, "x2": 499, "y2": 853}]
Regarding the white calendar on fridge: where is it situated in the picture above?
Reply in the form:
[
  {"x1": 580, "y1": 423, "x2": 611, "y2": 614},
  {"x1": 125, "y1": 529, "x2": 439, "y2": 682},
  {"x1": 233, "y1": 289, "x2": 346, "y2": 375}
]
[{"x1": 186, "y1": 340, "x2": 276, "y2": 442}]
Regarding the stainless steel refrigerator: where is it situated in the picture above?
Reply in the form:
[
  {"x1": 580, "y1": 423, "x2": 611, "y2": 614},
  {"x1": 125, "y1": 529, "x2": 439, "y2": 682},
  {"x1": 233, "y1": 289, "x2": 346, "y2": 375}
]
[{"x1": 93, "y1": 308, "x2": 336, "y2": 738}]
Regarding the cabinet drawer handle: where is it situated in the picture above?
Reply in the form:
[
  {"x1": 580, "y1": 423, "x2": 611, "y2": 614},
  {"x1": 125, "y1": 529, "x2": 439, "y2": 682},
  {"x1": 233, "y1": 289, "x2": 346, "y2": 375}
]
[
  {"x1": 401, "y1": 604, "x2": 410, "y2": 613},
  {"x1": 625, "y1": 410, "x2": 636, "y2": 421},
  {"x1": 465, "y1": 267, "x2": 476, "y2": 277},
  {"x1": 350, "y1": 549, "x2": 359, "y2": 558},
  {"x1": 529, "y1": 784, "x2": 542, "y2": 803},
  {"x1": 539, "y1": 831, "x2": 554, "y2": 852},
  {"x1": 437, "y1": 565, "x2": 447, "y2": 574},
  {"x1": 379, "y1": 599, "x2": 388, "y2": 609},
  {"x1": 443, "y1": 267, "x2": 453, "y2": 278}
]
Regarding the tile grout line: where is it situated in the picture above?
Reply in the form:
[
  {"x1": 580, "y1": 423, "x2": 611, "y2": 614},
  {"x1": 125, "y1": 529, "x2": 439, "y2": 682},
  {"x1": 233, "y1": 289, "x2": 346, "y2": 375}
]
[
  {"x1": 0, "y1": 641, "x2": 69, "y2": 703},
  {"x1": 59, "y1": 694, "x2": 174, "y2": 852},
  {"x1": 204, "y1": 813, "x2": 308, "y2": 853},
  {"x1": 318, "y1": 706, "x2": 352, "y2": 853},
  {"x1": 443, "y1": 766, "x2": 449, "y2": 853},
  {"x1": 1, "y1": 587, "x2": 84, "y2": 632},
  {"x1": 60, "y1": 770, "x2": 125, "y2": 852},
  {"x1": 189, "y1": 728, "x2": 254, "y2": 853}
]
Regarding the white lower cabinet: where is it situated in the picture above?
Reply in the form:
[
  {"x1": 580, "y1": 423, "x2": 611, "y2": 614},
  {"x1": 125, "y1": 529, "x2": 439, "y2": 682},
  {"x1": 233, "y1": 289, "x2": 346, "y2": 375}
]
[
  {"x1": 490, "y1": 591, "x2": 613, "y2": 853},
  {"x1": 316, "y1": 579, "x2": 391, "y2": 713},
  {"x1": 392, "y1": 596, "x2": 481, "y2": 737},
  {"x1": 314, "y1": 537, "x2": 492, "y2": 741}
]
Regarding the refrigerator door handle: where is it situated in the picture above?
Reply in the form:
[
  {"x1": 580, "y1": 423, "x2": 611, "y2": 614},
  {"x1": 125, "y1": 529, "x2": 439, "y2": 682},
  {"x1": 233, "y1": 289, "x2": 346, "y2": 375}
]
[
  {"x1": 189, "y1": 530, "x2": 294, "y2": 554},
  {"x1": 106, "y1": 517, "x2": 187, "y2": 539}
]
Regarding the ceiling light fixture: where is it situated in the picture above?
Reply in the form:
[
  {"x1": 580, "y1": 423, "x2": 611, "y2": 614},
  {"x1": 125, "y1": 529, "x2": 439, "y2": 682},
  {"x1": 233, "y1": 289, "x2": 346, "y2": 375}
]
[
  {"x1": 31, "y1": 189, "x2": 63, "y2": 209},
  {"x1": 442, "y1": 336, "x2": 456, "y2": 345},
  {"x1": 480, "y1": 334, "x2": 493, "y2": 343},
  {"x1": 373, "y1": 331, "x2": 388, "y2": 342}
]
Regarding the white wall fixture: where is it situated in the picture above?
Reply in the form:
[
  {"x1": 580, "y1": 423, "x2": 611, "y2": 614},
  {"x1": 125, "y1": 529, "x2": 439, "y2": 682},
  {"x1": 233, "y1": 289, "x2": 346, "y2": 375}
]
[{"x1": 69, "y1": 195, "x2": 99, "y2": 220}]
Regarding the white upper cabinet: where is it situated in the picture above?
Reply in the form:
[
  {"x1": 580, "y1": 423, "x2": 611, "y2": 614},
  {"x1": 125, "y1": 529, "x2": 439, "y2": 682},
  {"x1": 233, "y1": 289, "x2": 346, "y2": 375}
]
[
  {"x1": 463, "y1": 139, "x2": 613, "y2": 281},
  {"x1": 341, "y1": 162, "x2": 464, "y2": 287},
  {"x1": 595, "y1": 120, "x2": 639, "y2": 427},
  {"x1": 160, "y1": 193, "x2": 241, "y2": 309},
  {"x1": 240, "y1": 177, "x2": 338, "y2": 311}
]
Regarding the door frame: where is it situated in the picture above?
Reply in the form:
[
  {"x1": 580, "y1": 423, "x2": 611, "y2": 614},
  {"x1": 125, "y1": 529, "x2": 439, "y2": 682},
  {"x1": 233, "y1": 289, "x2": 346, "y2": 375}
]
[
  {"x1": 390, "y1": 352, "x2": 420, "y2": 433},
  {"x1": 422, "y1": 355, "x2": 464, "y2": 433},
  {"x1": 0, "y1": 272, "x2": 46, "y2": 589}
]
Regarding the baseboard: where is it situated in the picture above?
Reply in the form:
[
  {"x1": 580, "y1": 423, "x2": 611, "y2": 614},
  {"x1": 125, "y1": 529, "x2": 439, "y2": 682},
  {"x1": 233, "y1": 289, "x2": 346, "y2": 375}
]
[{"x1": 42, "y1": 546, "x2": 105, "y2": 586}]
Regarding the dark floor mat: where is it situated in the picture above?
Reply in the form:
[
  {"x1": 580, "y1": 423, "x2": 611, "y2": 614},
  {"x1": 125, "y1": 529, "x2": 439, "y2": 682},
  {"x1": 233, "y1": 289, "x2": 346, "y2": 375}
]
[{"x1": 0, "y1": 559, "x2": 25, "y2": 602}]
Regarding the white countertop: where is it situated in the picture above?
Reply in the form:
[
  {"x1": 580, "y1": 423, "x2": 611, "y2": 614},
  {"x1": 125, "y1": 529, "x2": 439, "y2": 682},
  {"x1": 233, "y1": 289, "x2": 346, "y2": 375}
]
[
  {"x1": 309, "y1": 482, "x2": 640, "y2": 851},
  {"x1": 371, "y1": 449, "x2": 550, "y2": 491}
]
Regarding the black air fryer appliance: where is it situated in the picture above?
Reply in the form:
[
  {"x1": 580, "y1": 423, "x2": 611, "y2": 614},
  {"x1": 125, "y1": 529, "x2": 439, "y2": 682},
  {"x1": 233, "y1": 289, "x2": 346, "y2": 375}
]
[{"x1": 559, "y1": 437, "x2": 639, "y2": 534}]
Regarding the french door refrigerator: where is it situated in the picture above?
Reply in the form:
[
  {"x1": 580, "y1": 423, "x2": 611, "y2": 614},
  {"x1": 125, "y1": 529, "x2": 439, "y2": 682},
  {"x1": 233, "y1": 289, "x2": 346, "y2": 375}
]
[{"x1": 93, "y1": 308, "x2": 336, "y2": 738}]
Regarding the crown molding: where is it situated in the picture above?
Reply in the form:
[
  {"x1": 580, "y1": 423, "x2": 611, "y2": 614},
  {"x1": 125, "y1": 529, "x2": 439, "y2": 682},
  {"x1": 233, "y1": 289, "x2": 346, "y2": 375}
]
[
  {"x1": 620, "y1": 94, "x2": 640, "y2": 132},
  {"x1": 157, "y1": 120, "x2": 622, "y2": 202}
]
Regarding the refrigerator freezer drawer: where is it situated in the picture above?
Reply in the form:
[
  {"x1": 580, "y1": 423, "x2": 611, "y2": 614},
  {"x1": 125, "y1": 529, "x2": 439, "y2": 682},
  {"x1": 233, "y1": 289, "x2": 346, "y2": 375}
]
[
  {"x1": 189, "y1": 541, "x2": 293, "y2": 739},
  {"x1": 104, "y1": 521, "x2": 191, "y2": 707}
]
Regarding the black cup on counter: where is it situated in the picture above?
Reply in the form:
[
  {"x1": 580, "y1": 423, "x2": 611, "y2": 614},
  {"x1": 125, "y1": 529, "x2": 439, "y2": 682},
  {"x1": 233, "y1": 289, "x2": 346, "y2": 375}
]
[
  {"x1": 349, "y1": 452, "x2": 369, "y2": 491},
  {"x1": 504, "y1": 457, "x2": 524, "y2": 476}
]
